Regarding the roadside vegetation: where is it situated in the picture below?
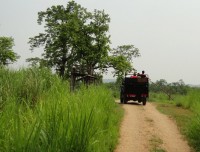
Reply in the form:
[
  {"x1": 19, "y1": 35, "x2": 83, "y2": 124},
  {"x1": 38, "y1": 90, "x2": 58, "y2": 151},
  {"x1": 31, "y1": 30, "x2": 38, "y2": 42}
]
[
  {"x1": 149, "y1": 79, "x2": 200, "y2": 152},
  {"x1": 104, "y1": 82, "x2": 119, "y2": 99},
  {"x1": 0, "y1": 67, "x2": 123, "y2": 152}
]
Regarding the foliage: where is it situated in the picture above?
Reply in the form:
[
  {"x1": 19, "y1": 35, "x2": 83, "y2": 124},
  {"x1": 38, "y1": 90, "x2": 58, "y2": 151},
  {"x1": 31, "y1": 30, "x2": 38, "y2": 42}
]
[
  {"x1": 74, "y1": 9, "x2": 110, "y2": 76},
  {"x1": 28, "y1": 1, "x2": 110, "y2": 78},
  {"x1": 108, "y1": 45, "x2": 140, "y2": 79},
  {"x1": 0, "y1": 67, "x2": 123, "y2": 152},
  {"x1": 150, "y1": 79, "x2": 188, "y2": 100},
  {"x1": 26, "y1": 57, "x2": 49, "y2": 68},
  {"x1": 108, "y1": 55, "x2": 131, "y2": 78},
  {"x1": 0, "y1": 37, "x2": 19, "y2": 66},
  {"x1": 104, "y1": 81, "x2": 120, "y2": 99},
  {"x1": 110, "y1": 45, "x2": 140, "y2": 63},
  {"x1": 28, "y1": 1, "x2": 140, "y2": 83}
]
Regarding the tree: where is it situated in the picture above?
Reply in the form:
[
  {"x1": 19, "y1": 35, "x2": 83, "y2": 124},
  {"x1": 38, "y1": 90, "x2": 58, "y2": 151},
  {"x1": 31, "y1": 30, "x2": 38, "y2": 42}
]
[
  {"x1": 108, "y1": 55, "x2": 132, "y2": 77},
  {"x1": 28, "y1": 1, "x2": 111, "y2": 78},
  {"x1": 74, "y1": 9, "x2": 111, "y2": 76},
  {"x1": 168, "y1": 79, "x2": 188, "y2": 95},
  {"x1": 105, "y1": 45, "x2": 140, "y2": 86},
  {"x1": 150, "y1": 79, "x2": 188, "y2": 100},
  {"x1": 26, "y1": 57, "x2": 48, "y2": 68},
  {"x1": 29, "y1": 1, "x2": 90, "y2": 77},
  {"x1": 28, "y1": 1, "x2": 140, "y2": 83},
  {"x1": 0, "y1": 37, "x2": 19, "y2": 66},
  {"x1": 111, "y1": 45, "x2": 140, "y2": 62},
  {"x1": 109, "y1": 45, "x2": 140, "y2": 78}
]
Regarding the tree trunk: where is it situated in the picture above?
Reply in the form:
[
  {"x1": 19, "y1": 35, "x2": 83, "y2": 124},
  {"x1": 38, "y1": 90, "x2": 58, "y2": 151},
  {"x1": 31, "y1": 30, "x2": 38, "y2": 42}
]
[
  {"x1": 59, "y1": 54, "x2": 67, "y2": 78},
  {"x1": 87, "y1": 64, "x2": 94, "y2": 85},
  {"x1": 59, "y1": 65, "x2": 65, "y2": 78}
]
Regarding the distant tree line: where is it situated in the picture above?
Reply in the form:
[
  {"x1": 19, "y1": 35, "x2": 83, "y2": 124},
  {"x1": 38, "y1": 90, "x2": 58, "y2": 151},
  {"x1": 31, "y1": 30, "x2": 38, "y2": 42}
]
[{"x1": 150, "y1": 79, "x2": 188, "y2": 97}]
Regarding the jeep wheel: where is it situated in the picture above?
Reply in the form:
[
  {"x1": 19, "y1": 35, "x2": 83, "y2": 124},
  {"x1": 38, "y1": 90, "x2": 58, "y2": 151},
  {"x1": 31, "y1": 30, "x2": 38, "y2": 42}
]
[
  {"x1": 120, "y1": 97, "x2": 124, "y2": 104},
  {"x1": 142, "y1": 98, "x2": 147, "y2": 105}
]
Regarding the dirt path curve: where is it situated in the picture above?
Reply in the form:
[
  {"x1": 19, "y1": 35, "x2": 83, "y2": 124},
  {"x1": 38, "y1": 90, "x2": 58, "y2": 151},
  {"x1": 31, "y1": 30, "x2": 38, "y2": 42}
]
[{"x1": 114, "y1": 102, "x2": 192, "y2": 152}]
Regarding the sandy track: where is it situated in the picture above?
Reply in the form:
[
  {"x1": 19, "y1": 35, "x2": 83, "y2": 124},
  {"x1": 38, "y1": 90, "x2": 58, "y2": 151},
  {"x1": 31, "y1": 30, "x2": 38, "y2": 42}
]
[{"x1": 114, "y1": 102, "x2": 191, "y2": 152}]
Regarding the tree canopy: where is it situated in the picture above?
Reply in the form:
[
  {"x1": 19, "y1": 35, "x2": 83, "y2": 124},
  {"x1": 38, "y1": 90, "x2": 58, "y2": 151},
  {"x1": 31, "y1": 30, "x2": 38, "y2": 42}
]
[
  {"x1": 28, "y1": 1, "x2": 140, "y2": 80},
  {"x1": 0, "y1": 37, "x2": 19, "y2": 66},
  {"x1": 29, "y1": 1, "x2": 111, "y2": 78},
  {"x1": 109, "y1": 45, "x2": 140, "y2": 78}
]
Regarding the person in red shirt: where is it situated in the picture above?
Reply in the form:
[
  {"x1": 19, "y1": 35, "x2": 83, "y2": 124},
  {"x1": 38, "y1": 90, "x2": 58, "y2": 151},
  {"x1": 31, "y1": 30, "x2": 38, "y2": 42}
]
[{"x1": 130, "y1": 72, "x2": 137, "y2": 78}]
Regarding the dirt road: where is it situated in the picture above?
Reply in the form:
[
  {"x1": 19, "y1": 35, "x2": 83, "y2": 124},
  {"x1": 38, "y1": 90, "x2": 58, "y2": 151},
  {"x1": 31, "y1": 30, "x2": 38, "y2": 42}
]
[{"x1": 114, "y1": 102, "x2": 191, "y2": 152}]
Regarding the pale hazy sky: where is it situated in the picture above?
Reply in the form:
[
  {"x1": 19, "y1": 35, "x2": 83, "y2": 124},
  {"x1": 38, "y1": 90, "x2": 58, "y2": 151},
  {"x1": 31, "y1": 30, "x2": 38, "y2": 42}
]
[{"x1": 0, "y1": 0, "x2": 200, "y2": 84}]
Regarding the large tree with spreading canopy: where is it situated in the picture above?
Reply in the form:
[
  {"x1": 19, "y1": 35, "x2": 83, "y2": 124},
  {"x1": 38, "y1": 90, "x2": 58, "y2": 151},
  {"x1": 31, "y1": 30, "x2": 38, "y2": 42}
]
[
  {"x1": 28, "y1": 1, "x2": 140, "y2": 80},
  {"x1": 29, "y1": 1, "x2": 110, "y2": 78}
]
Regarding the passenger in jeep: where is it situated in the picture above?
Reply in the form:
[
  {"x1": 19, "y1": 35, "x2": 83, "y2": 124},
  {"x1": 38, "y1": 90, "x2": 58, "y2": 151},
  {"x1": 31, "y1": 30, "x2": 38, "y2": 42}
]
[{"x1": 131, "y1": 72, "x2": 137, "y2": 78}]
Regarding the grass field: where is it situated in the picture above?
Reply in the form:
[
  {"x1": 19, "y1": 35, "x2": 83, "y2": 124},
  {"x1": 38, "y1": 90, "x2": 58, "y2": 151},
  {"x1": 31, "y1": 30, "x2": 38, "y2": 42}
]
[
  {"x1": 151, "y1": 89, "x2": 200, "y2": 152},
  {"x1": 0, "y1": 67, "x2": 123, "y2": 152}
]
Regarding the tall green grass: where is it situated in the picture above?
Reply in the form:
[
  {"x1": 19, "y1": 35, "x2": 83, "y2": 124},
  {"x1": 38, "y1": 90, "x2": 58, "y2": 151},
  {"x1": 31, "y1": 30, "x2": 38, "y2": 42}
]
[
  {"x1": 0, "y1": 67, "x2": 123, "y2": 152},
  {"x1": 173, "y1": 88, "x2": 200, "y2": 152},
  {"x1": 174, "y1": 88, "x2": 200, "y2": 112},
  {"x1": 151, "y1": 88, "x2": 200, "y2": 152},
  {"x1": 187, "y1": 114, "x2": 200, "y2": 152},
  {"x1": 0, "y1": 67, "x2": 55, "y2": 107},
  {"x1": 103, "y1": 82, "x2": 119, "y2": 99},
  {"x1": 149, "y1": 92, "x2": 169, "y2": 102}
]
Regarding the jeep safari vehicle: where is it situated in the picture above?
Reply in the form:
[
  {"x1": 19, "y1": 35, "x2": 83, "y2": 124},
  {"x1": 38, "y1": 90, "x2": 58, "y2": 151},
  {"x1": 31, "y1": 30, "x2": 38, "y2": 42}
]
[{"x1": 120, "y1": 74, "x2": 149, "y2": 105}]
